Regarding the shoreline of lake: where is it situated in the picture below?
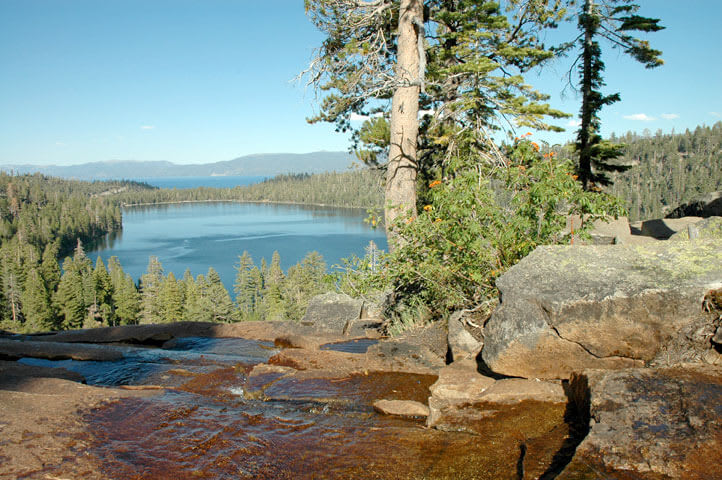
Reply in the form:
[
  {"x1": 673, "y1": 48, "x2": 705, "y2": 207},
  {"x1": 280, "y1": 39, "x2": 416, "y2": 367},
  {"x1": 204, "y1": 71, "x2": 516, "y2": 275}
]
[{"x1": 121, "y1": 198, "x2": 377, "y2": 212}]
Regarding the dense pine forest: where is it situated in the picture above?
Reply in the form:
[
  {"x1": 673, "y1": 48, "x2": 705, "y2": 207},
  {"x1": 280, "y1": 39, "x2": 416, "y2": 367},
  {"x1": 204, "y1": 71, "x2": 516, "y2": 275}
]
[
  {"x1": 0, "y1": 170, "x2": 376, "y2": 333},
  {"x1": 1, "y1": 123, "x2": 719, "y2": 333},
  {"x1": 554, "y1": 122, "x2": 722, "y2": 221},
  {"x1": 117, "y1": 169, "x2": 384, "y2": 209}
]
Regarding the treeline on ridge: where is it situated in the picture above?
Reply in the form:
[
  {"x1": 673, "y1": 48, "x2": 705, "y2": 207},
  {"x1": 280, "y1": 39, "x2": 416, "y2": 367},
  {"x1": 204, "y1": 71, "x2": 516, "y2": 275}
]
[{"x1": 116, "y1": 170, "x2": 384, "y2": 210}]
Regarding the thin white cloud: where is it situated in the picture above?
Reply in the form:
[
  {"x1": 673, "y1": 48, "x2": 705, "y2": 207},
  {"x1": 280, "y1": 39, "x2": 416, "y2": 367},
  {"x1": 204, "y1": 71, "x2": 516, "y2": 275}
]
[
  {"x1": 660, "y1": 113, "x2": 679, "y2": 120},
  {"x1": 710, "y1": 111, "x2": 721, "y2": 117},
  {"x1": 567, "y1": 119, "x2": 582, "y2": 127},
  {"x1": 55, "y1": 141, "x2": 66, "y2": 146},
  {"x1": 623, "y1": 113, "x2": 656, "y2": 121},
  {"x1": 140, "y1": 125, "x2": 155, "y2": 130}
]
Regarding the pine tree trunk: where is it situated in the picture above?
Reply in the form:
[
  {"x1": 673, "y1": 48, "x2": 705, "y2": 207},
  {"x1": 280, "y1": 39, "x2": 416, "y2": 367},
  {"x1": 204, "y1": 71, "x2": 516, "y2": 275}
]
[
  {"x1": 578, "y1": 0, "x2": 595, "y2": 190},
  {"x1": 385, "y1": 0, "x2": 422, "y2": 249}
]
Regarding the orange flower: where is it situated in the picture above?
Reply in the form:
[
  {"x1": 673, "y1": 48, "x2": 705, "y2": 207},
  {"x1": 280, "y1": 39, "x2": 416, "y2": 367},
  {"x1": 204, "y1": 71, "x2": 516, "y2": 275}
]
[
  {"x1": 549, "y1": 151, "x2": 556, "y2": 158},
  {"x1": 531, "y1": 142, "x2": 539, "y2": 152},
  {"x1": 429, "y1": 180, "x2": 442, "y2": 188},
  {"x1": 518, "y1": 165, "x2": 526, "y2": 172},
  {"x1": 423, "y1": 205, "x2": 433, "y2": 211},
  {"x1": 435, "y1": 218, "x2": 442, "y2": 223},
  {"x1": 572, "y1": 175, "x2": 578, "y2": 180},
  {"x1": 524, "y1": 132, "x2": 532, "y2": 137}
]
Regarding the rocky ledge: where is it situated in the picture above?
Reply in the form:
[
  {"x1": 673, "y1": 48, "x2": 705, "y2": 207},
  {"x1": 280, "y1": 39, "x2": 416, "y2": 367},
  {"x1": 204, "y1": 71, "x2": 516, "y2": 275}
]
[{"x1": 483, "y1": 238, "x2": 722, "y2": 380}]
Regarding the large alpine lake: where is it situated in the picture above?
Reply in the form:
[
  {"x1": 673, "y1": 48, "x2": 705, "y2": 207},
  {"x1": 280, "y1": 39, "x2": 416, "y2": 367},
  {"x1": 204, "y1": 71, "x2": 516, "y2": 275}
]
[{"x1": 87, "y1": 201, "x2": 387, "y2": 291}]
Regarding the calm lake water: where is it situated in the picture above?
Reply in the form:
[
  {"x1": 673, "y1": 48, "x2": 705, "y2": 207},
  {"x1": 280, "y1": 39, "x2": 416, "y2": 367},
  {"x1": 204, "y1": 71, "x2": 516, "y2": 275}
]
[{"x1": 86, "y1": 202, "x2": 387, "y2": 292}]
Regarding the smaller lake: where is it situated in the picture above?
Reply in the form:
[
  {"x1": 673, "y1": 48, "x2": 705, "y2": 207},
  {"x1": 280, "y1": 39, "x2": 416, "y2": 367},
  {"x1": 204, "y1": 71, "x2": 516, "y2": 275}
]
[{"x1": 87, "y1": 202, "x2": 387, "y2": 292}]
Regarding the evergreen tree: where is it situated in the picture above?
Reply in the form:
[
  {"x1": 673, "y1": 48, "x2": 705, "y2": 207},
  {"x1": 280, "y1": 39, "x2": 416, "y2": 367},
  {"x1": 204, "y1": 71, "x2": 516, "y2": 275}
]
[
  {"x1": 20, "y1": 267, "x2": 54, "y2": 332},
  {"x1": 305, "y1": 0, "x2": 568, "y2": 244},
  {"x1": 181, "y1": 270, "x2": 207, "y2": 322},
  {"x1": 205, "y1": 268, "x2": 234, "y2": 323},
  {"x1": 234, "y1": 251, "x2": 258, "y2": 318},
  {"x1": 282, "y1": 251, "x2": 327, "y2": 321},
  {"x1": 261, "y1": 251, "x2": 286, "y2": 321},
  {"x1": 107, "y1": 256, "x2": 140, "y2": 325},
  {"x1": 40, "y1": 242, "x2": 61, "y2": 294},
  {"x1": 55, "y1": 257, "x2": 87, "y2": 330},
  {"x1": 90, "y1": 257, "x2": 115, "y2": 327},
  {"x1": 139, "y1": 256, "x2": 164, "y2": 324},
  {"x1": 572, "y1": 0, "x2": 664, "y2": 189},
  {"x1": 159, "y1": 271, "x2": 184, "y2": 323}
]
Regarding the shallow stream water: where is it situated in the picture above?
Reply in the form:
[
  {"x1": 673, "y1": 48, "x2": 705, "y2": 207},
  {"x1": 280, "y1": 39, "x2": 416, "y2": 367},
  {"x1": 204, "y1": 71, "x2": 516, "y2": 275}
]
[{"x1": 20, "y1": 338, "x2": 571, "y2": 479}]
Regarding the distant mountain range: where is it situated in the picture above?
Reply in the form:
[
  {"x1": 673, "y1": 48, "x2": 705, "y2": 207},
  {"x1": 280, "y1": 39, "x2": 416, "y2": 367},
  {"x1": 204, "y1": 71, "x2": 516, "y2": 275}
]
[{"x1": 0, "y1": 151, "x2": 356, "y2": 179}]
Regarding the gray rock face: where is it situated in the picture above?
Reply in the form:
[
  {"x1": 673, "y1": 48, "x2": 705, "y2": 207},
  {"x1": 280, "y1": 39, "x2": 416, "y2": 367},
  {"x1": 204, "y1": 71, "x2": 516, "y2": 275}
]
[
  {"x1": 666, "y1": 190, "x2": 722, "y2": 218},
  {"x1": 670, "y1": 216, "x2": 722, "y2": 241},
  {"x1": 562, "y1": 366, "x2": 722, "y2": 479},
  {"x1": 632, "y1": 216, "x2": 704, "y2": 239},
  {"x1": 447, "y1": 311, "x2": 483, "y2": 362},
  {"x1": 482, "y1": 240, "x2": 722, "y2": 380},
  {"x1": 300, "y1": 293, "x2": 363, "y2": 334}
]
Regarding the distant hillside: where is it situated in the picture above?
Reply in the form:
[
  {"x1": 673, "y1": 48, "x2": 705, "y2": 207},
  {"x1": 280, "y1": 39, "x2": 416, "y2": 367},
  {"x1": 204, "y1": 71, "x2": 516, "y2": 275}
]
[{"x1": 1, "y1": 151, "x2": 355, "y2": 179}]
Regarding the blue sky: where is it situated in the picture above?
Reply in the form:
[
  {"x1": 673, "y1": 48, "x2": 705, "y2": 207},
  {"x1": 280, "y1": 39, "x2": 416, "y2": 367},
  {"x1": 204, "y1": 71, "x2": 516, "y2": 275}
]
[{"x1": 1, "y1": 0, "x2": 720, "y2": 166}]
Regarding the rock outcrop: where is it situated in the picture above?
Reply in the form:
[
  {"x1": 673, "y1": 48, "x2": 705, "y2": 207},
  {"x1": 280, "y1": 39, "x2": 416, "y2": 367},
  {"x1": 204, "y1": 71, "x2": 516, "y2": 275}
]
[
  {"x1": 300, "y1": 292, "x2": 374, "y2": 335},
  {"x1": 426, "y1": 359, "x2": 565, "y2": 433},
  {"x1": 482, "y1": 239, "x2": 722, "y2": 379},
  {"x1": 631, "y1": 216, "x2": 704, "y2": 239},
  {"x1": 666, "y1": 190, "x2": 722, "y2": 218},
  {"x1": 561, "y1": 365, "x2": 722, "y2": 479},
  {"x1": 446, "y1": 311, "x2": 483, "y2": 362}
]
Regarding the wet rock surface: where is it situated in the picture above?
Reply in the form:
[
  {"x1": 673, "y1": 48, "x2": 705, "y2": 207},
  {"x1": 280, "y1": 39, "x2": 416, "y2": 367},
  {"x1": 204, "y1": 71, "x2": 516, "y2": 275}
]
[
  {"x1": 483, "y1": 239, "x2": 722, "y2": 379},
  {"x1": 373, "y1": 399, "x2": 430, "y2": 418},
  {"x1": 0, "y1": 322, "x2": 581, "y2": 479},
  {"x1": 560, "y1": 365, "x2": 722, "y2": 480}
]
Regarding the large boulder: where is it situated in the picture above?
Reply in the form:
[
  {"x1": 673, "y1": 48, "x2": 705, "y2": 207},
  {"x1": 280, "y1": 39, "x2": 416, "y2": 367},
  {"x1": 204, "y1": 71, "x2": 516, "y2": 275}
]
[
  {"x1": 426, "y1": 359, "x2": 565, "y2": 432},
  {"x1": 670, "y1": 215, "x2": 722, "y2": 241},
  {"x1": 666, "y1": 190, "x2": 722, "y2": 218},
  {"x1": 482, "y1": 239, "x2": 722, "y2": 380},
  {"x1": 300, "y1": 292, "x2": 364, "y2": 334},
  {"x1": 446, "y1": 311, "x2": 483, "y2": 362},
  {"x1": 631, "y1": 216, "x2": 703, "y2": 239},
  {"x1": 561, "y1": 365, "x2": 722, "y2": 479}
]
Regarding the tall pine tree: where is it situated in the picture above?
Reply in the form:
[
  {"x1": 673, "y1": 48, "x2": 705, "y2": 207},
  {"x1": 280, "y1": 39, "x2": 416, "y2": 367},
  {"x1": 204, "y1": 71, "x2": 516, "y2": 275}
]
[{"x1": 573, "y1": 0, "x2": 664, "y2": 190}]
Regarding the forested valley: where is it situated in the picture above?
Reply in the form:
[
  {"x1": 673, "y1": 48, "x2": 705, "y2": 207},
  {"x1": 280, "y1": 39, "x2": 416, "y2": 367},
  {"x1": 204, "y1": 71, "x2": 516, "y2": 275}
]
[
  {"x1": 0, "y1": 170, "x2": 376, "y2": 333},
  {"x1": 1, "y1": 122, "x2": 720, "y2": 333}
]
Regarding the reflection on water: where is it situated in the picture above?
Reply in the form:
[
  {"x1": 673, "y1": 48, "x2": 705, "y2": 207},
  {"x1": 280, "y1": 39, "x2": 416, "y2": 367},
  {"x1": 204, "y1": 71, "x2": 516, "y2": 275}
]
[{"x1": 86, "y1": 202, "x2": 387, "y2": 292}]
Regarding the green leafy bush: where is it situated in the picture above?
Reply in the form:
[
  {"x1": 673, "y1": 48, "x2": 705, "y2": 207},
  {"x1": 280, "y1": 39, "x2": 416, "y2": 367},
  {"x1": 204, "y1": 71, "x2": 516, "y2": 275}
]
[{"x1": 341, "y1": 137, "x2": 625, "y2": 321}]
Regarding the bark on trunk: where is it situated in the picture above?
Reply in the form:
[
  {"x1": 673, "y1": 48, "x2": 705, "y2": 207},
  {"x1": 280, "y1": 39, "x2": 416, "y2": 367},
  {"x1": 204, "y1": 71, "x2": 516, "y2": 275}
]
[{"x1": 385, "y1": 0, "x2": 422, "y2": 249}]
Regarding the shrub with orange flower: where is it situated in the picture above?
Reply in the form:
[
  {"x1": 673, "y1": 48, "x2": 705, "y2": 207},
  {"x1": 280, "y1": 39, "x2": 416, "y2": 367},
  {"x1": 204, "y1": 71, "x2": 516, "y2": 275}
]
[
  {"x1": 429, "y1": 180, "x2": 442, "y2": 188},
  {"x1": 423, "y1": 205, "x2": 433, "y2": 211}
]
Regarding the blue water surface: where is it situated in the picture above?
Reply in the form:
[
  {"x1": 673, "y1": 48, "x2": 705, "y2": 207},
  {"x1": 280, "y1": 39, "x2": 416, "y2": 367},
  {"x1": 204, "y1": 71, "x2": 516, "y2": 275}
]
[{"x1": 87, "y1": 201, "x2": 387, "y2": 293}]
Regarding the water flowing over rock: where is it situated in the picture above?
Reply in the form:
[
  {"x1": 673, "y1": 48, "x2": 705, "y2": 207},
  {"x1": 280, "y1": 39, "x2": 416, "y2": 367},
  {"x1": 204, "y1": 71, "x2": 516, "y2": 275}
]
[{"x1": 482, "y1": 239, "x2": 722, "y2": 380}]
